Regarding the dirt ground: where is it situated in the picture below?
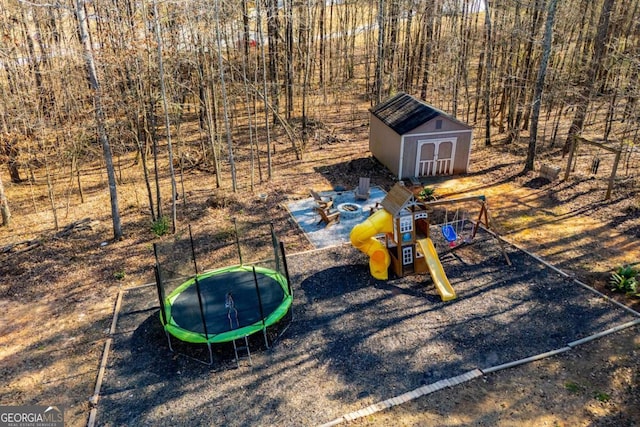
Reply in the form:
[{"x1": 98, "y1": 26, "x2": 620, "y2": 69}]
[{"x1": 0, "y1": 108, "x2": 639, "y2": 426}]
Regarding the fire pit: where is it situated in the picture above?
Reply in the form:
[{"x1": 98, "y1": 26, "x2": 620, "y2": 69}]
[{"x1": 337, "y1": 202, "x2": 363, "y2": 219}]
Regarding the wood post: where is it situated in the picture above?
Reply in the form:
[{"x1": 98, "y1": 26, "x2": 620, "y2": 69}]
[
  {"x1": 564, "y1": 135, "x2": 577, "y2": 181},
  {"x1": 606, "y1": 148, "x2": 622, "y2": 200}
]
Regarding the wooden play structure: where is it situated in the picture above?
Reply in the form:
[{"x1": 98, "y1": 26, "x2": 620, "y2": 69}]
[
  {"x1": 350, "y1": 183, "x2": 509, "y2": 301},
  {"x1": 564, "y1": 136, "x2": 624, "y2": 200}
]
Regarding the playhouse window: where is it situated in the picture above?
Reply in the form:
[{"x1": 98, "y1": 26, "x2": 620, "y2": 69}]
[
  {"x1": 435, "y1": 119, "x2": 443, "y2": 130},
  {"x1": 402, "y1": 246, "x2": 413, "y2": 265},
  {"x1": 399, "y1": 216, "x2": 413, "y2": 233}
]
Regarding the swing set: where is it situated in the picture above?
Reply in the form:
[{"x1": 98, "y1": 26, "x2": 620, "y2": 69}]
[{"x1": 424, "y1": 194, "x2": 511, "y2": 265}]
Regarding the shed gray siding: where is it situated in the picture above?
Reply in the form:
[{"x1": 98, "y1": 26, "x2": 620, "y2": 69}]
[{"x1": 369, "y1": 114, "x2": 403, "y2": 177}]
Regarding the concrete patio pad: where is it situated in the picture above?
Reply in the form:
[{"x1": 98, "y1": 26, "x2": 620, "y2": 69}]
[{"x1": 286, "y1": 187, "x2": 387, "y2": 248}]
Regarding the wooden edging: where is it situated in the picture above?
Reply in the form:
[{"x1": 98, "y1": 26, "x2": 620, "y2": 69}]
[
  {"x1": 86, "y1": 289, "x2": 125, "y2": 427},
  {"x1": 319, "y1": 317, "x2": 640, "y2": 427},
  {"x1": 319, "y1": 370, "x2": 484, "y2": 427},
  {"x1": 280, "y1": 202, "x2": 316, "y2": 248},
  {"x1": 480, "y1": 347, "x2": 572, "y2": 374}
]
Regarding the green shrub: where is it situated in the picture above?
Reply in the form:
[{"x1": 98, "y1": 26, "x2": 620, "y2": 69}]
[
  {"x1": 418, "y1": 186, "x2": 437, "y2": 201},
  {"x1": 564, "y1": 381, "x2": 581, "y2": 393},
  {"x1": 151, "y1": 216, "x2": 171, "y2": 236},
  {"x1": 609, "y1": 264, "x2": 639, "y2": 296},
  {"x1": 113, "y1": 270, "x2": 126, "y2": 281}
]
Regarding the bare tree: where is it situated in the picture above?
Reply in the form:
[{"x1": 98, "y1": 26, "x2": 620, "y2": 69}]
[
  {"x1": 525, "y1": 0, "x2": 558, "y2": 172},
  {"x1": 375, "y1": 0, "x2": 386, "y2": 104},
  {"x1": 563, "y1": 0, "x2": 616, "y2": 154},
  {"x1": 256, "y1": 0, "x2": 273, "y2": 179},
  {"x1": 214, "y1": 0, "x2": 237, "y2": 192},
  {"x1": 483, "y1": 0, "x2": 493, "y2": 146},
  {"x1": 266, "y1": 0, "x2": 280, "y2": 123},
  {"x1": 75, "y1": 0, "x2": 122, "y2": 240},
  {"x1": 151, "y1": 0, "x2": 178, "y2": 232},
  {"x1": 0, "y1": 172, "x2": 10, "y2": 226}
]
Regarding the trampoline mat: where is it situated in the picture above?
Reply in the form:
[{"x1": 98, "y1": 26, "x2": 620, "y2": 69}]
[{"x1": 170, "y1": 269, "x2": 286, "y2": 335}]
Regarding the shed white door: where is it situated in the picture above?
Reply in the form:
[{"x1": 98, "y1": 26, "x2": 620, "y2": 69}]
[{"x1": 415, "y1": 138, "x2": 457, "y2": 177}]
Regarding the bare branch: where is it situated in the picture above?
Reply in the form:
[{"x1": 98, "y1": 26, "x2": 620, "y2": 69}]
[{"x1": 16, "y1": 0, "x2": 70, "y2": 10}]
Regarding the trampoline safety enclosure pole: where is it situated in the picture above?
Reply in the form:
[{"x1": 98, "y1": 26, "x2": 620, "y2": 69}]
[
  {"x1": 252, "y1": 266, "x2": 269, "y2": 348},
  {"x1": 189, "y1": 225, "x2": 214, "y2": 364}
]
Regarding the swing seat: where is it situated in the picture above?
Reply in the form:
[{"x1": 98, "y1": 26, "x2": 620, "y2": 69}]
[{"x1": 441, "y1": 224, "x2": 458, "y2": 242}]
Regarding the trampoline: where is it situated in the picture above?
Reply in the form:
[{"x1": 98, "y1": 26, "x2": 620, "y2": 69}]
[
  {"x1": 154, "y1": 222, "x2": 293, "y2": 364},
  {"x1": 161, "y1": 264, "x2": 292, "y2": 344}
]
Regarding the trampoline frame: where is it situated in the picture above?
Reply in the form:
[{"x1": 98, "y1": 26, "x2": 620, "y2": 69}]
[{"x1": 153, "y1": 222, "x2": 292, "y2": 365}]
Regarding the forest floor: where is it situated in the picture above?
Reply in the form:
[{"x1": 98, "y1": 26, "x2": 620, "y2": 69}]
[{"x1": 0, "y1": 107, "x2": 639, "y2": 426}]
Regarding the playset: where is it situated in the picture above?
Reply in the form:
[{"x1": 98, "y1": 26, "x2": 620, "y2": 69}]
[{"x1": 350, "y1": 183, "x2": 507, "y2": 301}]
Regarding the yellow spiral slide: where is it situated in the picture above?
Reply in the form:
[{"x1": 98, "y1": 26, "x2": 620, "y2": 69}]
[{"x1": 349, "y1": 209, "x2": 393, "y2": 280}]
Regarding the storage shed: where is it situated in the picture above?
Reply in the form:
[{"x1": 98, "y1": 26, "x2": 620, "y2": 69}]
[{"x1": 369, "y1": 93, "x2": 473, "y2": 180}]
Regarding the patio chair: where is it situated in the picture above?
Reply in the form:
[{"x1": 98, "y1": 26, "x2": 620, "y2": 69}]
[
  {"x1": 369, "y1": 202, "x2": 383, "y2": 216},
  {"x1": 316, "y1": 206, "x2": 340, "y2": 227},
  {"x1": 310, "y1": 189, "x2": 333, "y2": 209},
  {"x1": 354, "y1": 177, "x2": 370, "y2": 201}
]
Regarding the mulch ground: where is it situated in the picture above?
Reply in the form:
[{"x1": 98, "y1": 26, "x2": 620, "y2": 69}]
[{"x1": 96, "y1": 227, "x2": 639, "y2": 426}]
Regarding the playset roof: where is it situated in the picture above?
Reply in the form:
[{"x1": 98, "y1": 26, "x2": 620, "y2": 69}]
[{"x1": 381, "y1": 183, "x2": 416, "y2": 216}]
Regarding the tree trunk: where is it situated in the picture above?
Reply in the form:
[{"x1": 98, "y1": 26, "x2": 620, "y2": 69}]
[
  {"x1": 284, "y1": 0, "x2": 294, "y2": 120},
  {"x1": 563, "y1": 0, "x2": 616, "y2": 154},
  {"x1": 300, "y1": 0, "x2": 312, "y2": 157},
  {"x1": 2, "y1": 137, "x2": 22, "y2": 183},
  {"x1": 266, "y1": 0, "x2": 280, "y2": 123},
  {"x1": 256, "y1": 0, "x2": 273, "y2": 179},
  {"x1": 419, "y1": 9, "x2": 434, "y2": 100},
  {"x1": 44, "y1": 154, "x2": 58, "y2": 231},
  {"x1": 525, "y1": 0, "x2": 558, "y2": 172},
  {"x1": 214, "y1": 0, "x2": 237, "y2": 192},
  {"x1": 374, "y1": 0, "x2": 385, "y2": 104},
  {"x1": 483, "y1": 0, "x2": 493, "y2": 146},
  {"x1": 75, "y1": 0, "x2": 122, "y2": 240},
  {"x1": 136, "y1": 119, "x2": 156, "y2": 221},
  {"x1": 513, "y1": 0, "x2": 544, "y2": 140},
  {"x1": 401, "y1": 2, "x2": 414, "y2": 92},
  {"x1": 152, "y1": 0, "x2": 178, "y2": 233},
  {"x1": 319, "y1": 0, "x2": 326, "y2": 87},
  {"x1": 0, "y1": 170, "x2": 10, "y2": 226}
]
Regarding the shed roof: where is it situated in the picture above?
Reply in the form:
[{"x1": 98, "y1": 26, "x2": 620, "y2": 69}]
[
  {"x1": 381, "y1": 183, "x2": 415, "y2": 216},
  {"x1": 370, "y1": 92, "x2": 469, "y2": 135}
]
